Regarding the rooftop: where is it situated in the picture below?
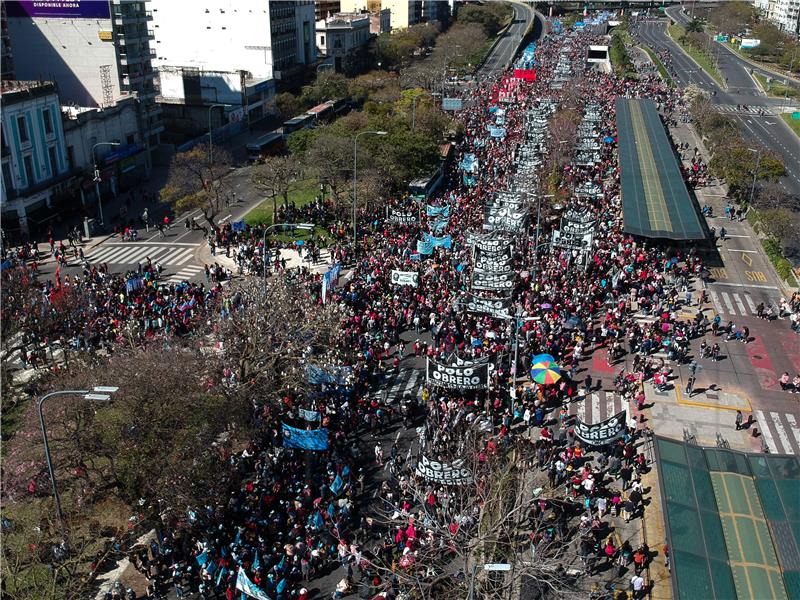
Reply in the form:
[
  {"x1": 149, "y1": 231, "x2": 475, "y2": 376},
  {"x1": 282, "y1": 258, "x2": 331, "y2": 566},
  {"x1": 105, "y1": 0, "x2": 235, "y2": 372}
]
[
  {"x1": 615, "y1": 98, "x2": 706, "y2": 241},
  {"x1": 0, "y1": 80, "x2": 56, "y2": 100},
  {"x1": 654, "y1": 436, "x2": 800, "y2": 600}
]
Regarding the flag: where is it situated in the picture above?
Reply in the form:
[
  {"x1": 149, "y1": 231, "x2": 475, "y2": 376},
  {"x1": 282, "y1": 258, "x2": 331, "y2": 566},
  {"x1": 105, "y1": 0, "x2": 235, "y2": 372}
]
[
  {"x1": 282, "y1": 423, "x2": 329, "y2": 451},
  {"x1": 417, "y1": 240, "x2": 434, "y2": 255},
  {"x1": 235, "y1": 567, "x2": 273, "y2": 600},
  {"x1": 299, "y1": 408, "x2": 321, "y2": 422},
  {"x1": 252, "y1": 551, "x2": 261, "y2": 572},
  {"x1": 196, "y1": 550, "x2": 209, "y2": 567},
  {"x1": 216, "y1": 565, "x2": 228, "y2": 587},
  {"x1": 231, "y1": 219, "x2": 246, "y2": 232},
  {"x1": 330, "y1": 474, "x2": 344, "y2": 496}
]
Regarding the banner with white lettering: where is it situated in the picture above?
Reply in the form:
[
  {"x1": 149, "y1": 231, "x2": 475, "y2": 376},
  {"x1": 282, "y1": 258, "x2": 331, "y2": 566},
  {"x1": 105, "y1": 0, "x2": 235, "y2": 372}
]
[
  {"x1": 426, "y1": 357, "x2": 490, "y2": 390},
  {"x1": 474, "y1": 246, "x2": 513, "y2": 273},
  {"x1": 573, "y1": 411, "x2": 627, "y2": 446},
  {"x1": 468, "y1": 233, "x2": 513, "y2": 254},
  {"x1": 472, "y1": 271, "x2": 515, "y2": 291},
  {"x1": 388, "y1": 209, "x2": 418, "y2": 225},
  {"x1": 415, "y1": 455, "x2": 474, "y2": 486},
  {"x1": 391, "y1": 270, "x2": 419, "y2": 287},
  {"x1": 461, "y1": 293, "x2": 512, "y2": 318}
]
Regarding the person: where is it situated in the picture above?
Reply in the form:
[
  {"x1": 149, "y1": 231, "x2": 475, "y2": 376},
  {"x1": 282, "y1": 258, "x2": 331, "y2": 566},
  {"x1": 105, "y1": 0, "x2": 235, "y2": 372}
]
[
  {"x1": 630, "y1": 573, "x2": 645, "y2": 598},
  {"x1": 685, "y1": 375, "x2": 695, "y2": 397},
  {"x1": 719, "y1": 226, "x2": 727, "y2": 241},
  {"x1": 735, "y1": 410, "x2": 743, "y2": 431},
  {"x1": 374, "y1": 443, "x2": 383, "y2": 467}
]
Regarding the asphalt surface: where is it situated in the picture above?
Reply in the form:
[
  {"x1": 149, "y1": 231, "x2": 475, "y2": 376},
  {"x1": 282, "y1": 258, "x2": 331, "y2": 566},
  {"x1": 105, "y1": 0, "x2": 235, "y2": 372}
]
[
  {"x1": 634, "y1": 13, "x2": 800, "y2": 198},
  {"x1": 481, "y1": 1, "x2": 538, "y2": 76}
]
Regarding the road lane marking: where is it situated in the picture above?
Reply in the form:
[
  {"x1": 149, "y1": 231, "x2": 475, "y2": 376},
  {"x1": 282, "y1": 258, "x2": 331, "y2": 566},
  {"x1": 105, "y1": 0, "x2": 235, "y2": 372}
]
[
  {"x1": 710, "y1": 290, "x2": 725, "y2": 314},
  {"x1": 735, "y1": 295, "x2": 747, "y2": 315},
  {"x1": 741, "y1": 252, "x2": 753, "y2": 266},
  {"x1": 755, "y1": 410, "x2": 778, "y2": 453},
  {"x1": 721, "y1": 292, "x2": 736, "y2": 313},
  {"x1": 592, "y1": 393, "x2": 601, "y2": 424},
  {"x1": 786, "y1": 414, "x2": 800, "y2": 448},
  {"x1": 771, "y1": 411, "x2": 793, "y2": 454},
  {"x1": 713, "y1": 282, "x2": 780, "y2": 290},
  {"x1": 745, "y1": 295, "x2": 757, "y2": 313}
]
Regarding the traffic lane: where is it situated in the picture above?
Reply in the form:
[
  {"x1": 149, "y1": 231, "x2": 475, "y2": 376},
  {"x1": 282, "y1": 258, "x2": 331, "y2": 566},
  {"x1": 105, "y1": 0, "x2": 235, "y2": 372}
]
[
  {"x1": 730, "y1": 114, "x2": 800, "y2": 195},
  {"x1": 638, "y1": 23, "x2": 719, "y2": 90}
]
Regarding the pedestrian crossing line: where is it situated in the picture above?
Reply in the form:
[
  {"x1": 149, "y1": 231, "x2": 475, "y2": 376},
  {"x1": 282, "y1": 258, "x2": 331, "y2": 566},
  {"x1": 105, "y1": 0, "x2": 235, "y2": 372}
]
[
  {"x1": 113, "y1": 246, "x2": 146, "y2": 264},
  {"x1": 90, "y1": 246, "x2": 131, "y2": 263},
  {"x1": 721, "y1": 292, "x2": 736, "y2": 314},
  {"x1": 734, "y1": 295, "x2": 747, "y2": 315},
  {"x1": 119, "y1": 247, "x2": 154, "y2": 264},
  {"x1": 568, "y1": 392, "x2": 621, "y2": 424},
  {"x1": 173, "y1": 250, "x2": 197, "y2": 266},
  {"x1": 592, "y1": 393, "x2": 601, "y2": 422},
  {"x1": 745, "y1": 295, "x2": 757, "y2": 314},
  {"x1": 168, "y1": 248, "x2": 196, "y2": 265},
  {"x1": 709, "y1": 291, "x2": 724, "y2": 315},
  {"x1": 785, "y1": 414, "x2": 800, "y2": 448},
  {"x1": 755, "y1": 409, "x2": 798, "y2": 455},
  {"x1": 164, "y1": 265, "x2": 205, "y2": 283}
]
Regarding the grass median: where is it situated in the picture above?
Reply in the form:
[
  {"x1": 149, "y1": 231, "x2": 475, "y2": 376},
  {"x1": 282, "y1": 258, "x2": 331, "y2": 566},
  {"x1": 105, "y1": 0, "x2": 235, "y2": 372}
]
[
  {"x1": 667, "y1": 24, "x2": 724, "y2": 87},
  {"x1": 641, "y1": 44, "x2": 674, "y2": 87},
  {"x1": 753, "y1": 72, "x2": 800, "y2": 100},
  {"x1": 780, "y1": 113, "x2": 800, "y2": 138}
]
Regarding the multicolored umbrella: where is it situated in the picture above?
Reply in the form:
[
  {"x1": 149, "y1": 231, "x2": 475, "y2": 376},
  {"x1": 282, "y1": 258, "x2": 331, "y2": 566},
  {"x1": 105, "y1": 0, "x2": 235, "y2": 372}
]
[
  {"x1": 530, "y1": 359, "x2": 561, "y2": 385},
  {"x1": 532, "y1": 353, "x2": 556, "y2": 364}
]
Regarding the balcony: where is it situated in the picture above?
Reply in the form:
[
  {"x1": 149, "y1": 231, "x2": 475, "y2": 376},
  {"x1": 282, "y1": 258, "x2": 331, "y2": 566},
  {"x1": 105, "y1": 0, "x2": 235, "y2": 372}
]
[{"x1": 112, "y1": 9, "x2": 152, "y2": 24}]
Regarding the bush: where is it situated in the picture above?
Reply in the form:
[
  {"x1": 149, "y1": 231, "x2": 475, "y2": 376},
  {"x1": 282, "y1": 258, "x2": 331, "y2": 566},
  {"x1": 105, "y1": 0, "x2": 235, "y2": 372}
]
[{"x1": 762, "y1": 238, "x2": 798, "y2": 285}]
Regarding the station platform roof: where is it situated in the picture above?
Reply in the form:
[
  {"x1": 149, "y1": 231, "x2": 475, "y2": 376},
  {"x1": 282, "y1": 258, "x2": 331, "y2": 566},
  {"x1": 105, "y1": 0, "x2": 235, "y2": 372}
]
[{"x1": 616, "y1": 98, "x2": 706, "y2": 240}]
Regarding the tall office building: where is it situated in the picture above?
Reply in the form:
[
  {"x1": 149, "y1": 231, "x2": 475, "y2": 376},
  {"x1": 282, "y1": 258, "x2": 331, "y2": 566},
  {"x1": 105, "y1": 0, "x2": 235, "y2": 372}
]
[
  {"x1": 315, "y1": 0, "x2": 342, "y2": 21},
  {"x1": 149, "y1": 0, "x2": 315, "y2": 136},
  {"x1": 1, "y1": 2, "x2": 15, "y2": 80},
  {"x1": 5, "y1": 0, "x2": 163, "y2": 161}
]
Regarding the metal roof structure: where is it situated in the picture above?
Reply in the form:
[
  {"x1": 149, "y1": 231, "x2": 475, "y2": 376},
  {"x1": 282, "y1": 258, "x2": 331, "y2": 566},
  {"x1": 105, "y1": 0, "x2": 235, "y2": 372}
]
[
  {"x1": 654, "y1": 437, "x2": 800, "y2": 600},
  {"x1": 616, "y1": 98, "x2": 706, "y2": 240}
]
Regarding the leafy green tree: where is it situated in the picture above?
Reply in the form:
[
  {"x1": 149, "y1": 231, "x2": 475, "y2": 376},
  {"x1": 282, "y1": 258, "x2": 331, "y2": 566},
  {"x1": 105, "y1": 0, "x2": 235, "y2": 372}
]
[
  {"x1": 686, "y1": 19, "x2": 704, "y2": 33},
  {"x1": 456, "y1": 3, "x2": 510, "y2": 37},
  {"x1": 300, "y1": 71, "x2": 351, "y2": 106},
  {"x1": 274, "y1": 91, "x2": 305, "y2": 120},
  {"x1": 251, "y1": 155, "x2": 304, "y2": 223},
  {"x1": 751, "y1": 207, "x2": 794, "y2": 243},
  {"x1": 708, "y1": 1, "x2": 755, "y2": 34}
]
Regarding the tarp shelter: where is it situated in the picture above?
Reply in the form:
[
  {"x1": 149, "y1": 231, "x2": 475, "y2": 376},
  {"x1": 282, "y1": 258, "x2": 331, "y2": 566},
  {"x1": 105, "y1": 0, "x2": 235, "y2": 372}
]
[
  {"x1": 616, "y1": 98, "x2": 705, "y2": 240},
  {"x1": 654, "y1": 437, "x2": 799, "y2": 600}
]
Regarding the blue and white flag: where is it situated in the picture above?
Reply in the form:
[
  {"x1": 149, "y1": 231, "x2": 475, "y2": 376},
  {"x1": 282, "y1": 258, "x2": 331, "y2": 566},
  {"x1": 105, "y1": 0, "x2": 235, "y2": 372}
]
[
  {"x1": 236, "y1": 567, "x2": 273, "y2": 600},
  {"x1": 489, "y1": 127, "x2": 507, "y2": 138},
  {"x1": 299, "y1": 408, "x2": 321, "y2": 422},
  {"x1": 463, "y1": 174, "x2": 477, "y2": 187},
  {"x1": 216, "y1": 565, "x2": 228, "y2": 587},
  {"x1": 423, "y1": 233, "x2": 452, "y2": 250},
  {"x1": 426, "y1": 204, "x2": 450, "y2": 218},
  {"x1": 330, "y1": 474, "x2": 345, "y2": 496},
  {"x1": 252, "y1": 551, "x2": 261, "y2": 572},
  {"x1": 196, "y1": 551, "x2": 209, "y2": 567},
  {"x1": 432, "y1": 218, "x2": 449, "y2": 234},
  {"x1": 282, "y1": 423, "x2": 329, "y2": 451},
  {"x1": 231, "y1": 220, "x2": 246, "y2": 233},
  {"x1": 417, "y1": 239, "x2": 434, "y2": 255}
]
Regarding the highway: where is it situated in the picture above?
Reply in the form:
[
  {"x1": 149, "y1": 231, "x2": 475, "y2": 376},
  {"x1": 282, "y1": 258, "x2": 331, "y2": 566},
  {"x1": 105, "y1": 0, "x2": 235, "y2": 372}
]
[
  {"x1": 480, "y1": 1, "x2": 538, "y2": 76},
  {"x1": 634, "y1": 13, "x2": 800, "y2": 198}
]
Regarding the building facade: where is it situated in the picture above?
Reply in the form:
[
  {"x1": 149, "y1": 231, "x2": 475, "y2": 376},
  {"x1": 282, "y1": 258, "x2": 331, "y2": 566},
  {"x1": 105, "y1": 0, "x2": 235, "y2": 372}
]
[
  {"x1": 150, "y1": 0, "x2": 313, "y2": 139},
  {"x1": 5, "y1": 0, "x2": 163, "y2": 160},
  {"x1": 370, "y1": 8, "x2": 391, "y2": 34},
  {"x1": 316, "y1": 13, "x2": 371, "y2": 72},
  {"x1": 315, "y1": 0, "x2": 342, "y2": 21},
  {"x1": 339, "y1": 0, "x2": 422, "y2": 30},
  {"x1": 1, "y1": 82, "x2": 72, "y2": 237},
  {"x1": 1, "y1": 2, "x2": 15, "y2": 80},
  {"x1": 754, "y1": 0, "x2": 800, "y2": 36}
]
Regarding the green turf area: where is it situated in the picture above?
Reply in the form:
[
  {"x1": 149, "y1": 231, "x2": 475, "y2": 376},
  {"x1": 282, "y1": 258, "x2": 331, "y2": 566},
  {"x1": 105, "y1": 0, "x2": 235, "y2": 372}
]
[
  {"x1": 754, "y1": 73, "x2": 800, "y2": 100},
  {"x1": 641, "y1": 44, "x2": 674, "y2": 87},
  {"x1": 667, "y1": 25, "x2": 724, "y2": 87},
  {"x1": 780, "y1": 113, "x2": 800, "y2": 138},
  {"x1": 244, "y1": 178, "x2": 320, "y2": 226}
]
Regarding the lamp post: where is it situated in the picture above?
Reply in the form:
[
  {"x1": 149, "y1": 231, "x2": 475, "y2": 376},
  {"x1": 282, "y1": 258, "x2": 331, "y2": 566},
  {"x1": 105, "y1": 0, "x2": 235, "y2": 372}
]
[
  {"x1": 208, "y1": 103, "x2": 230, "y2": 167},
  {"x1": 261, "y1": 222, "x2": 315, "y2": 287},
  {"x1": 352, "y1": 130, "x2": 387, "y2": 247},
  {"x1": 39, "y1": 386, "x2": 119, "y2": 535},
  {"x1": 92, "y1": 142, "x2": 121, "y2": 227}
]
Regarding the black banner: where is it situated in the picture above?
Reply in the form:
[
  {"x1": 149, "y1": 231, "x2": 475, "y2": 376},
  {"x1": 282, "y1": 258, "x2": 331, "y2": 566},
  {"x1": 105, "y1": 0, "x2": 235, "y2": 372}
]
[
  {"x1": 415, "y1": 455, "x2": 473, "y2": 486},
  {"x1": 472, "y1": 271, "x2": 515, "y2": 291},
  {"x1": 387, "y1": 209, "x2": 418, "y2": 225},
  {"x1": 574, "y1": 410, "x2": 627, "y2": 446},
  {"x1": 461, "y1": 293, "x2": 512, "y2": 317},
  {"x1": 474, "y1": 246, "x2": 513, "y2": 273},
  {"x1": 426, "y1": 358, "x2": 490, "y2": 389},
  {"x1": 469, "y1": 233, "x2": 513, "y2": 254}
]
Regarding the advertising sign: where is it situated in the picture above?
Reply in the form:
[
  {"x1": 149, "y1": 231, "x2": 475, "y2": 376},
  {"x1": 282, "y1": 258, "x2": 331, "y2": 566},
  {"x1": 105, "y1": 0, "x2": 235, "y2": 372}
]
[
  {"x1": 426, "y1": 358, "x2": 490, "y2": 390},
  {"x1": 740, "y1": 38, "x2": 761, "y2": 49},
  {"x1": 5, "y1": 0, "x2": 111, "y2": 18},
  {"x1": 574, "y1": 411, "x2": 627, "y2": 446}
]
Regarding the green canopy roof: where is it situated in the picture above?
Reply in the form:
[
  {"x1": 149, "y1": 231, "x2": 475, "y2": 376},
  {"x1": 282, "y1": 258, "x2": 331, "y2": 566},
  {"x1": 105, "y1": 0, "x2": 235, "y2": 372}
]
[
  {"x1": 654, "y1": 437, "x2": 800, "y2": 600},
  {"x1": 616, "y1": 98, "x2": 706, "y2": 240}
]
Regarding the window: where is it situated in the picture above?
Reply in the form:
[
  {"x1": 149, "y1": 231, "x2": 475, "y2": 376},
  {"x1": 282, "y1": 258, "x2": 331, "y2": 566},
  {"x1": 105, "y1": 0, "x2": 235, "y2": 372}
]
[
  {"x1": 22, "y1": 154, "x2": 34, "y2": 185},
  {"x1": 2, "y1": 161, "x2": 13, "y2": 192},
  {"x1": 321, "y1": 34, "x2": 325, "y2": 45},
  {"x1": 43, "y1": 108, "x2": 53, "y2": 135},
  {"x1": 48, "y1": 146, "x2": 58, "y2": 174},
  {"x1": 17, "y1": 116, "x2": 28, "y2": 143}
]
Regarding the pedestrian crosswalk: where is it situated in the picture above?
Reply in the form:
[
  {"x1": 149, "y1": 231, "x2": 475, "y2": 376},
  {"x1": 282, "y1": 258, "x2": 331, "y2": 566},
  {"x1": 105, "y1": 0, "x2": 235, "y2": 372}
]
[
  {"x1": 163, "y1": 265, "x2": 205, "y2": 284},
  {"x1": 708, "y1": 290, "x2": 782, "y2": 317},
  {"x1": 86, "y1": 242, "x2": 200, "y2": 266},
  {"x1": 714, "y1": 104, "x2": 780, "y2": 116},
  {"x1": 754, "y1": 409, "x2": 800, "y2": 455},
  {"x1": 376, "y1": 368, "x2": 423, "y2": 403},
  {"x1": 567, "y1": 391, "x2": 629, "y2": 424}
]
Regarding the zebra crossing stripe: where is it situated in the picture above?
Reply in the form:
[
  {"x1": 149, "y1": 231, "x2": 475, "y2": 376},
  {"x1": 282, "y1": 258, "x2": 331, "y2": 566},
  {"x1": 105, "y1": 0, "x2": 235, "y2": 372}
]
[
  {"x1": 744, "y1": 295, "x2": 757, "y2": 314},
  {"x1": 709, "y1": 291, "x2": 724, "y2": 315},
  {"x1": 121, "y1": 247, "x2": 155, "y2": 264},
  {"x1": 113, "y1": 246, "x2": 147, "y2": 264},
  {"x1": 173, "y1": 250, "x2": 196, "y2": 266},
  {"x1": 91, "y1": 246, "x2": 130, "y2": 263},
  {"x1": 591, "y1": 393, "x2": 601, "y2": 424},
  {"x1": 755, "y1": 410, "x2": 778, "y2": 453},
  {"x1": 734, "y1": 295, "x2": 747, "y2": 315},
  {"x1": 785, "y1": 414, "x2": 800, "y2": 449},
  {"x1": 164, "y1": 249, "x2": 194, "y2": 265},
  {"x1": 576, "y1": 398, "x2": 586, "y2": 423},
  {"x1": 721, "y1": 292, "x2": 736, "y2": 314},
  {"x1": 770, "y1": 411, "x2": 794, "y2": 455}
]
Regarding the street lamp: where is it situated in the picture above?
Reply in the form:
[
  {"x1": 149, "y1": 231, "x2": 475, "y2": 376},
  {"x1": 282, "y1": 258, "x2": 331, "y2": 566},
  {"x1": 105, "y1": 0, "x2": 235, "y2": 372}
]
[
  {"x1": 91, "y1": 142, "x2": 121, "y2": 227},
  {"x1": 38, "y1": 386, "x2": 119, "y2": 534},
  {"x1": 208, "y1": 103, "x2": 230, "y2": 167},
  {"x1": 262, "y1": 222, "x2": 315, "y2": 286},
  {"x1": 352, "y1": 130, "x2": 387, "y2": 247}
]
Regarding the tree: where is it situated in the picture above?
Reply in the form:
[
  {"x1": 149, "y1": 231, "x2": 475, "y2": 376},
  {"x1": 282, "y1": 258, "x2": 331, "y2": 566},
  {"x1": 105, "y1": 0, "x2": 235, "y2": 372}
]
[
  {"x1": 251, "y1": 155, "x2": 304, "y2": 223},
  {"x1": 456, "y1": 4, "x2": 505, "y2": 37},
  {"x1": 305, "y1": 132, "x2": 354, "y2": 208},
  {"x1": 750, "y1": 207, "x2": 795, "y2": 243},
  {"x1": 754, "y1": 180, "x2": 800, "y2": 212},
  {"x1": 275, "y1": 91, "x2": 305, "y2": 120},
  {"x1": 301, "y1": 71, "x2": 351, "y2": 106},
  {"x1": 708, "y1": 0, "x2": 754, "y2": 34},
  {"x1": 686, "y1": 19, "x2": 704, "y2": 33},
  {"x1": 159, "y1": 146, "x2": 234, "y2": 227}
]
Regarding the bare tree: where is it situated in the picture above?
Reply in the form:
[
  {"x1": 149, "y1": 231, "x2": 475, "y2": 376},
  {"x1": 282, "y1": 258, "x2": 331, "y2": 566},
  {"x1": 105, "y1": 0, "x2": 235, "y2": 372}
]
[
  {"x1": 305, "y1": 133, "x2": 354, "y2": 210},
  {"x1": 160, "y1": 145, "x2": 234, "y2": 227},
  {"x1": 251, "y1": 156, "x2": 304, "y2": 223}
]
